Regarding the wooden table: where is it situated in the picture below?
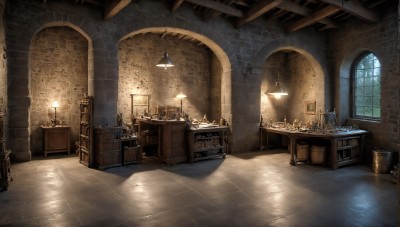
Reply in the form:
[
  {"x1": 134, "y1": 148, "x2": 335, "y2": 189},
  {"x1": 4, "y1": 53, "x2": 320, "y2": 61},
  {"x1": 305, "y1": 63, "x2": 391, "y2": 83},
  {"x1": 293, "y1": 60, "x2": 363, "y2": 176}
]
[
  {"x1": 260, "y1": 127, "x2": 368, "y2": 170},
  {"x1": 42, "y1": 126, "x2": 71, "y2": 157}
]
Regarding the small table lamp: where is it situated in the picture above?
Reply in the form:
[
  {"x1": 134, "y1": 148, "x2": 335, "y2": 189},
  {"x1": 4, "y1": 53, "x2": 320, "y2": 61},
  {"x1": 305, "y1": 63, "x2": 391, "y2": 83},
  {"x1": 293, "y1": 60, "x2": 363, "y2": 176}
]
[
  {"x1": 176, "y1": 92, "x2": 186, "y2": 115},
  {"x1": 52, "y1": 101, "x2": 59, "y2": 126}
]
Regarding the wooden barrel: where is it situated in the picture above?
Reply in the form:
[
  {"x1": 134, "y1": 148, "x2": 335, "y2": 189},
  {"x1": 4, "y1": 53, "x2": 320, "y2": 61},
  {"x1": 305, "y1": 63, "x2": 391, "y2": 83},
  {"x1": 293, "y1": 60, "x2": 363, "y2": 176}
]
[
  {"x1": 311, "y1": 145, "x2": 326, "y2": 164},
  {"x1": 372, "y1": 150, "x2": 393, "y2": 174},
  {"x1": 296, "y1": 143, "x2": 309, "y2": 162}
]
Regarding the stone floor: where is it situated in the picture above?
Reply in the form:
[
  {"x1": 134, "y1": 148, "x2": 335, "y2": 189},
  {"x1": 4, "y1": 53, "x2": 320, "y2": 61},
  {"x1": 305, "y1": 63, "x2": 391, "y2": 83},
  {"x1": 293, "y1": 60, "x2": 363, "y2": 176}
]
[{"x1": 0, "y1": 150, "x2": 398, "y2": 227}]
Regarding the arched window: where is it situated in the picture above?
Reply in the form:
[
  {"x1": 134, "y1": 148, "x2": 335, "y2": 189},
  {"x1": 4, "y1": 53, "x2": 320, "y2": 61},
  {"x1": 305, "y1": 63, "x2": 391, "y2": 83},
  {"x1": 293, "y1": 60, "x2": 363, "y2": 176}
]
[{"x1": 352, "y1": 52, "x2": 381, "y2": 120}]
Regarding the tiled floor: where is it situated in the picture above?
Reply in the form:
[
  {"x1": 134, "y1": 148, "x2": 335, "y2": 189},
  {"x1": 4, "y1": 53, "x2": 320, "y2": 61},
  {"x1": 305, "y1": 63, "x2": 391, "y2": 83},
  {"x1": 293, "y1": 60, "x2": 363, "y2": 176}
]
[{"x1": 0, "y1": 150, "x2": 398, "y2": 227}]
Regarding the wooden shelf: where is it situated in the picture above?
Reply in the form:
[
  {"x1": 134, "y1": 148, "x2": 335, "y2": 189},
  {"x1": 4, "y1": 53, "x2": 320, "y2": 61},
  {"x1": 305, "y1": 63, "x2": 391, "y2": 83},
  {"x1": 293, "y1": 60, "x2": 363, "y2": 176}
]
[
  {"x1": 78, "y1": 96, "x2": 93, "y2": 168},
  {"x1": 194, "y1": 145, "x2": 224, "y2": 153},
  {"x1": 337, "y1": 158, "x2": 359, "y2": 167},
  {"x1": 337, "y1": 145, "x2": 355, "y2": 150},
  {"x1": 194, "y1": 136, "x2": 221, "y2": 141},
  {"x1": 188, "y1": 126, "x2": 228, "y2": 163}
]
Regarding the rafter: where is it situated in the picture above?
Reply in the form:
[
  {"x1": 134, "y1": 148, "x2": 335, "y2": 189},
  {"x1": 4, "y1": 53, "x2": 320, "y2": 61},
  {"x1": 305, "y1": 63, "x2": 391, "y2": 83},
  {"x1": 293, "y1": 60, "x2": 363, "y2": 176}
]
[
  {"x1": 181, "y1": 0, "x2": 243, "y2": 17},
  {"x1": 286, "y1": 5, "x2": 340, "y2": 33},
  {"x1": 104, "y1": 0, "x2": 132, "y2": 20},
  {"x1": 278, "y1": 1, "x2": 337, "y2": 29},
  {"x1": 205, "y1": 0, "x2": 236, "y2": 19},
  {"x1": 319, "y1": 0, "x2": 379, "y2": 22},
  {"x1": 236, "y1": 0, "x2": 284, "y2": 27},
  {"x1": 172, "y1": 0, "x2": 184, "y2": 13}
]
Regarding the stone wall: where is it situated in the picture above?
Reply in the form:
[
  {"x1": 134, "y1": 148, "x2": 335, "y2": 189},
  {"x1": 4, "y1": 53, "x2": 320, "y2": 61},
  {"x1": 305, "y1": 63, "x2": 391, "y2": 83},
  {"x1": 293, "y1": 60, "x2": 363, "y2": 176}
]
[
  {"x1": 329, "y1": 3, "x2": 399, "y2": 159},
  {"x1": 260, "y1": 52, "x2": 288, "y2": 123},
  {"x1": 29, "y1": 27, "x2": 88, "y2": 155},
  {"x1": 210, "y1": 52, "x2": 222, "y2": 122},
  {"x1": 287, "y1": 52, "x2": 323, "y2": 123},
  {"x1": 261, "y1": 51, "x2": 324, "y2": 125},
  {"x1": 118, "y1": 34, "x2": 216, "y2": 123},
  {"x1": 0, "y1": 0, "x2": 6, "y2": 111},
  {"x1": 5, "y1": 0, "x2": 329, "y2": 159}
]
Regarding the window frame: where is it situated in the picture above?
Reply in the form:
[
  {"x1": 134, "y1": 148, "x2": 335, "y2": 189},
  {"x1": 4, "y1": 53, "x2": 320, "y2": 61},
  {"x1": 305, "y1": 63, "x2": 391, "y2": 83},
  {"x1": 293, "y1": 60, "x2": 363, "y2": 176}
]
[{"x1": 351, "y1": 52, "x2": 381, "y2": 121}]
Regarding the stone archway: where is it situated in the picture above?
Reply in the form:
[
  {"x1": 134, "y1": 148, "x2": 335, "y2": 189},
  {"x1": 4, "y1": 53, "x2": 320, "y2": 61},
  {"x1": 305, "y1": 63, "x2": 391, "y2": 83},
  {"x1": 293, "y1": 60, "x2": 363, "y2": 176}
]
[
  {"x1": 253, "y1": 38, "x2": 328, "y2": 148},
  {"x1": 119, "y1": 27, "x2": 232, "y2": 125},
  {"x1": 7, "y1": 20, "x2": 94, "y2": 160},
  {"x1": 29, "y1": 24, "x2": 92, "y2": 155}
]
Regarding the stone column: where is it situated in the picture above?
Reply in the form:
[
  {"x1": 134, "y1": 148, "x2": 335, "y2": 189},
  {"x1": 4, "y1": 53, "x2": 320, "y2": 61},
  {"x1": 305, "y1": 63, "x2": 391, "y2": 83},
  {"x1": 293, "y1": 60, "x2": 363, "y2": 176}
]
[{"x1": 92, "y1": 39, "x2": 119, "y2": 126}]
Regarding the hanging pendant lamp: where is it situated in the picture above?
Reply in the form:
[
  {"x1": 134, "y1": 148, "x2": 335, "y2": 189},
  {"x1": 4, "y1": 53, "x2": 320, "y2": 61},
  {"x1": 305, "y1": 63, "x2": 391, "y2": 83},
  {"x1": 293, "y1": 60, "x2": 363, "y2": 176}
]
[
  {"x1": 156, "y1": 49, "x2": 174, "y2": 69},
  {"x1": 267, "y1": 73, "x2": 288, "y2": 99},
  {"x1": 267, "y1": 81, "x2": 288, "y2": 99}
]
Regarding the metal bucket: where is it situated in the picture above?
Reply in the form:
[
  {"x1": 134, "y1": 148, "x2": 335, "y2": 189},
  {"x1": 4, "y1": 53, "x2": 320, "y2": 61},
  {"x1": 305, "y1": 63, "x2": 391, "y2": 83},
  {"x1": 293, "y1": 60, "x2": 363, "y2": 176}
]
[
  {"x1": 311, "y1": 145, "x2": 326, "y2": 164},
  {"x1": 296, "y1": 143, "x2": 309, "y2": 162},
  {"x1": 372, "y1": 150, "x2": 393, "y2": 174}
]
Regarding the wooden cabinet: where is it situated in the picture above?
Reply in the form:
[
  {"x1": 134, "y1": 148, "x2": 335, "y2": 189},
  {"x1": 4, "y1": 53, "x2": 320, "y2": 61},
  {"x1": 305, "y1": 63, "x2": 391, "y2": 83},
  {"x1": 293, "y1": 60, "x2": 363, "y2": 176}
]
[
  {"x1": 332, "y1": 135, "x2": 365, "y2": 169},
  {"x1": 78, "y1": 96, "x2": 93, "y2": 167},
  {"x1": 94, "y1": 127, "x2": 122, "y2": 170},
  {"x1": 160, "y1": 121, "x2": 187, "y2": 165},
  {"x1": 0, "y1": 112, "x2": 12, "y2": 191},
  {"x1": 188, "y1": 126, "x2": 228, "y2": 163},
  {"x1": 138, "y1": 119, "x2": 187, "y2": 165},
  {"x1": 41, "y1": 126, "x2": 71, "y2": 157}
]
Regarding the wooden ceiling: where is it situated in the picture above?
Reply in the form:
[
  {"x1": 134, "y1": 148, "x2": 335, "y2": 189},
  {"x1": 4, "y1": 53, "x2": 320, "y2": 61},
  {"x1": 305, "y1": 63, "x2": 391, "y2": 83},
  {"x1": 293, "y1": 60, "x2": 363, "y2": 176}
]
[{"x1": 44, "y1": 0, "x2": 392, "y2": 33}]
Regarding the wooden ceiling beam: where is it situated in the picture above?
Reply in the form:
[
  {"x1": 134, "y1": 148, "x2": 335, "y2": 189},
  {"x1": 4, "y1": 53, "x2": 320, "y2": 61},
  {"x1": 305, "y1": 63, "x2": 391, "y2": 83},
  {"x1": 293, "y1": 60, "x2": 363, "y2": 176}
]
[
  {"x1": 104, "y1": 0, "x2": 132, "y2": 20},
  {"x1": 172, "y1": 0, "x2": 185, "y2": 13},
  {"x1": 182, "y1": 0, "x2": 243, "y2": 17},
  {"x1": 286, "y1": 5, "x2": 340, "y2": 33},
  {"x1": 278, "y1": 1, "x2": 337, "y2": 28},
  {"x1": 206, "y1": 0, "x2": 236, "y2": 19},
  {"x1": 319, "y1": 0, "x2": 379, "y2": 22},
  {"x1": 236, "y1": 0, "x2": 284, "y2": 27}
]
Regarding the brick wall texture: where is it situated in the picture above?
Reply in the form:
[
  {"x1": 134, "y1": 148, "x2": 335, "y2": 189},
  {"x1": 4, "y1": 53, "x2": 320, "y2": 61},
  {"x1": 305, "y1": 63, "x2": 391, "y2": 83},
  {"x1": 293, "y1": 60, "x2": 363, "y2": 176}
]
[
  {"x1": 0, "y1": 0, "x2": 6, "y2": 111},
  {"x1": 30, "y1": 27, "x2": 88, "y2": 154},
  {"x1": 118, "y1": 34, "x2": 216, "y2": 123},
  {"x1": 260, "y1": 51, "x2": 324, "y2": 125},
  {"x1": 5, "y1": 0, "x2": 398, "y2": 160},
  {"x1": 329, "y1": 5, "x2": 399, "y2": 158}
]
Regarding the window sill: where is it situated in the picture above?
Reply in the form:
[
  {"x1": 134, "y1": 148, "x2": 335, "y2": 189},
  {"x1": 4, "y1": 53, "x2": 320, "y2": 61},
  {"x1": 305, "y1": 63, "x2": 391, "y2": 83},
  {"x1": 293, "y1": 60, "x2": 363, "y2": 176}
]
[{"x1": 347, "y1": 118, "x2": 380, "y2": 124}]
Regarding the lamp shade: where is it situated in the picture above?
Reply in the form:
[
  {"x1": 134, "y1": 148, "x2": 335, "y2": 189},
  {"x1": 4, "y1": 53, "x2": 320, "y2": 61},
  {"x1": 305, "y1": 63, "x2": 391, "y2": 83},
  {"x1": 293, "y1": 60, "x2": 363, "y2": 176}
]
[
  {"x1": 267, "y1": 81, "x2": 288, "y2": 99},
  {"x1": 176, "y1": 92, "x2": 187, "y2": 99},
  {"x1": 156, "y1": 50, "x2": 174, "y2": 68},
  {"x1": 52, "y1": 101, "x2": 60, "y2": 108}
]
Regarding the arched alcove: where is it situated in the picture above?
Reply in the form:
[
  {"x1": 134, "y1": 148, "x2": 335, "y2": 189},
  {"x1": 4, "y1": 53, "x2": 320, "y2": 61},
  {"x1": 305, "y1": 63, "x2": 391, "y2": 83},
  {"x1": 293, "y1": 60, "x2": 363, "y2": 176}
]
[
  {"x1": 29, "y1": 24, "x2": 92, "y2": 155},
  {"x1": 252, "y1": 38, "x2": 328, "y2": 153},
  {"x1": 261, "y1": 50, "x2": 324, "y2": 124},
  {"x1": 118, "y1": 27, "x2": 231, "y2": 125}
]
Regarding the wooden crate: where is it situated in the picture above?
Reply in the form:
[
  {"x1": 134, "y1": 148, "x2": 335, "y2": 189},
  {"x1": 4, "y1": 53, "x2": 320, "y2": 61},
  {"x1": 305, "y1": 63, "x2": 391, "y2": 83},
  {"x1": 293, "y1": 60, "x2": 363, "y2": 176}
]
[
  {"x1": 96, "y1": 150, "x2": 121, "y2": 170},
  {"x1": 94, "y1": 127, "x2": 122, "y2": 141},
  {"x1": 123, "y1": 145, "x2": 141, "y2": 165},
  {"x1": 94, "y1": 141, "x2": 121, "y2": 169}
]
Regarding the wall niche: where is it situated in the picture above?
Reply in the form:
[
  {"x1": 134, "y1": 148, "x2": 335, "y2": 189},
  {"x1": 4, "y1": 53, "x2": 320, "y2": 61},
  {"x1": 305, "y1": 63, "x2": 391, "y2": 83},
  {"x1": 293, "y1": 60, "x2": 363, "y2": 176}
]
[{"x1": 29, "y1": 26, "x2": 88, "y2": 155}]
